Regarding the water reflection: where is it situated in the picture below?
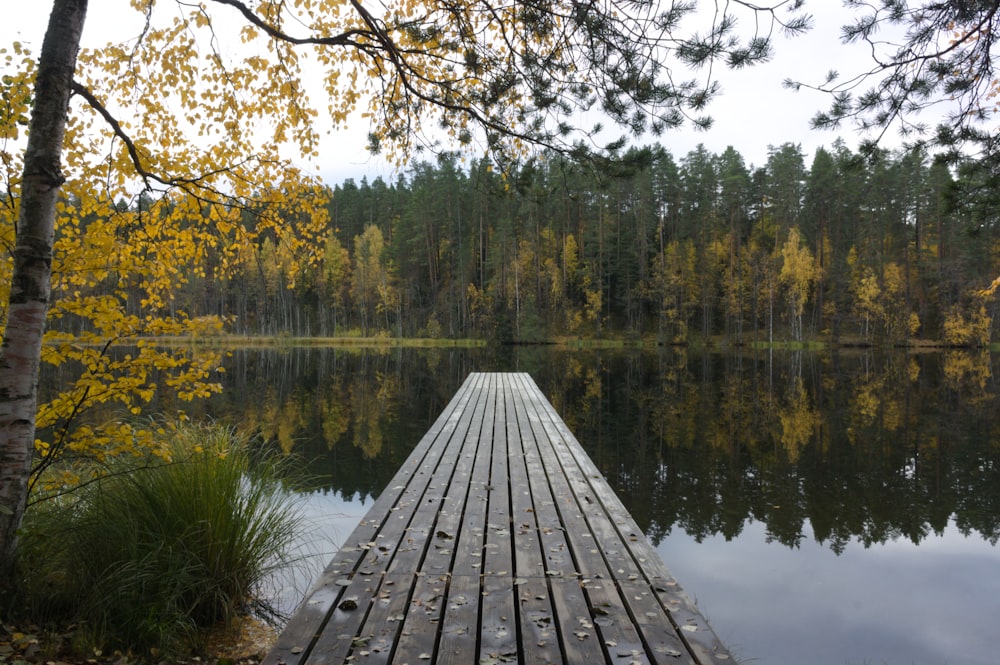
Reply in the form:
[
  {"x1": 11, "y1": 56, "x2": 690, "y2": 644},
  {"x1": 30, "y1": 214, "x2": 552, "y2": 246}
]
[
  {"x1": 196, "y1": 347, "x2": 1000, "y2": 550},
  {"x1": 192, "y1": 346, "x2": 998, "y2": 664},
  {"x1": 659, "y1": 518, "x2": 999, "y2": 665}
]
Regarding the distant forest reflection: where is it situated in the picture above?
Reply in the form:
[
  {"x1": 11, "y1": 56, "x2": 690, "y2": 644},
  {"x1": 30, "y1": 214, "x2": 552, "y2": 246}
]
[{"x1": 186, "y1": 346, "x2": 1000, "y2": 554}]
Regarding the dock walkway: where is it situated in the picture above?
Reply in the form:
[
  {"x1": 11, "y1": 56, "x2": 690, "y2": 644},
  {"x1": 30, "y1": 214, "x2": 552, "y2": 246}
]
[{"x1": 264, "y1": 372, "x2": 731, "y2": 665}]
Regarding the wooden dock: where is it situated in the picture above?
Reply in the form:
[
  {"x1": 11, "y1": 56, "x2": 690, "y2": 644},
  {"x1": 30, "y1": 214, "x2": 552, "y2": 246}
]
[{"x1": 263, "y1": 373, "x2": 731, "y2": 665}]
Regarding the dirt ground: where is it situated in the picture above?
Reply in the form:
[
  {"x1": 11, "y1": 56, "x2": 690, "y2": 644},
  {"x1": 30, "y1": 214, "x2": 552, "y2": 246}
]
[{"x1": 0, "y1": 619, "x2": 278, "y2": 665}]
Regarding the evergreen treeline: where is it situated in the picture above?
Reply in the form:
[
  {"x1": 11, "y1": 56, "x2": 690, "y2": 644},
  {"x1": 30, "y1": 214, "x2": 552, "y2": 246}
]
[{"x1": 85, "y1": 141, "x2": 1000, "y2": 345}]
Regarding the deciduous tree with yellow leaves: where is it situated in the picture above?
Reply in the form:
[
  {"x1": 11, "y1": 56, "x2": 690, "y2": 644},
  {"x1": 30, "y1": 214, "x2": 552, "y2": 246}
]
[{"x1": 0, "y1": 0, "x2": 813, "y2": 580}]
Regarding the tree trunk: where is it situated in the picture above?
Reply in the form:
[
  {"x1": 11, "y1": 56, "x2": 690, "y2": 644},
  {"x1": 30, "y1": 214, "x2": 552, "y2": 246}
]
[{"x1": 0, "y1": 0, "x2": 88, "y2": 584}]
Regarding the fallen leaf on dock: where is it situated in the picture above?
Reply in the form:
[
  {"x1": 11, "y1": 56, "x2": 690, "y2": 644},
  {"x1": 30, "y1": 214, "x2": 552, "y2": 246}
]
[{"x1": 654, "y1": 646, "x2": 682, "y2": 657}]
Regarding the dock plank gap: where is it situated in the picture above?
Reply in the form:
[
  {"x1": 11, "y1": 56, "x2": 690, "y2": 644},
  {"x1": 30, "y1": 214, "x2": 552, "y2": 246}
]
[{"x1": 264, "y1": 372, "x2": 732, "y2": 665}]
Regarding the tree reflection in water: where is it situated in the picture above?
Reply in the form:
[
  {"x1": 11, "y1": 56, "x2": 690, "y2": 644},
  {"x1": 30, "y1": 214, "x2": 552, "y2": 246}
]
[
  {"x1": 191, "y1": 346, "x2": 1000, "y2": 552},
  {"x1": 191, "y1": 345, "x2": 997, "y2": 665}
]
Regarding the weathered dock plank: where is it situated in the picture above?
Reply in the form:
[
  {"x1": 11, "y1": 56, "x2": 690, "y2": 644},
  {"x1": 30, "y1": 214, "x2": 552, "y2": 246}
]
[{"x1": 264, "y1": 373, "x2": 731, "y2": 665}]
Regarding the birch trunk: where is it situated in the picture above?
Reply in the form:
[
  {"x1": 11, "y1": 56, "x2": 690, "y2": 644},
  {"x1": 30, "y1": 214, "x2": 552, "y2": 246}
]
[{"x1": 0, "y1": 0, "x2": 88, "y2": 583}]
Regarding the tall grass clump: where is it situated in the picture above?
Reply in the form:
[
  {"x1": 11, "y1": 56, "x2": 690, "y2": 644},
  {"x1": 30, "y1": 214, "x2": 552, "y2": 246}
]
[{"x1": 14, "y1": 422, "x2": 303, "y2": 657}]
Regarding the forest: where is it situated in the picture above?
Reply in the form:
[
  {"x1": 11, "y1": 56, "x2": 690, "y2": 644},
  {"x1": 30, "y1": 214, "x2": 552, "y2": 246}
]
[{"x1": 77, "y1": 140, "x2": 1000, "y2": 347}]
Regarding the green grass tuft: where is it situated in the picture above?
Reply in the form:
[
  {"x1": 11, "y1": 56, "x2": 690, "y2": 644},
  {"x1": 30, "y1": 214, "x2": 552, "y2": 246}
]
[{"x1": 13, "y1": 422, "x2": 302, "y2": 658}]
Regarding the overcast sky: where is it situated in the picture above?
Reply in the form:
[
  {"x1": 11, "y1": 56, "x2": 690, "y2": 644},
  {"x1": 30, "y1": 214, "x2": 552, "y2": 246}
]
[{"x1": 4, "y1": 2, "x2": 897, "y2": 184}]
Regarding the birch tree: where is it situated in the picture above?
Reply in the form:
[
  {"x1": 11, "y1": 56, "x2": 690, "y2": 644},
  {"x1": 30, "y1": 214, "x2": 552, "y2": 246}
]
[{"x1": 779, "y1": 226, "x2": 819, "y2": 341}]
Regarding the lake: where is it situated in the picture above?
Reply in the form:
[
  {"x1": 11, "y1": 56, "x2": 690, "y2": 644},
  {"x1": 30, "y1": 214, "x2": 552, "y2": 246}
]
[{"x1": 186, "y1": 345, "x2": 998, "y2": 665}]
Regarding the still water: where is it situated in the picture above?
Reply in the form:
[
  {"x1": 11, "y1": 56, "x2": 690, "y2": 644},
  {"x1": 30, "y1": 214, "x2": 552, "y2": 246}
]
[{"x1": 189, "y1": 346, "x2": 998, "y2": 665}]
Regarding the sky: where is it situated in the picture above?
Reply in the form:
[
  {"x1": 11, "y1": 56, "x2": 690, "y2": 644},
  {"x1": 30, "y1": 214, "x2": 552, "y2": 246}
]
[{"x1": 3, "y1": 2, "x2": 901, "y2": 185}]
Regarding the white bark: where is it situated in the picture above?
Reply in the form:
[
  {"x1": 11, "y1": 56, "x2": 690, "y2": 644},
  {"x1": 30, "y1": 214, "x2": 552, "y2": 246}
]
[{"x1": 0, "y1": 0, "x2": 87, "y2": 582}]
